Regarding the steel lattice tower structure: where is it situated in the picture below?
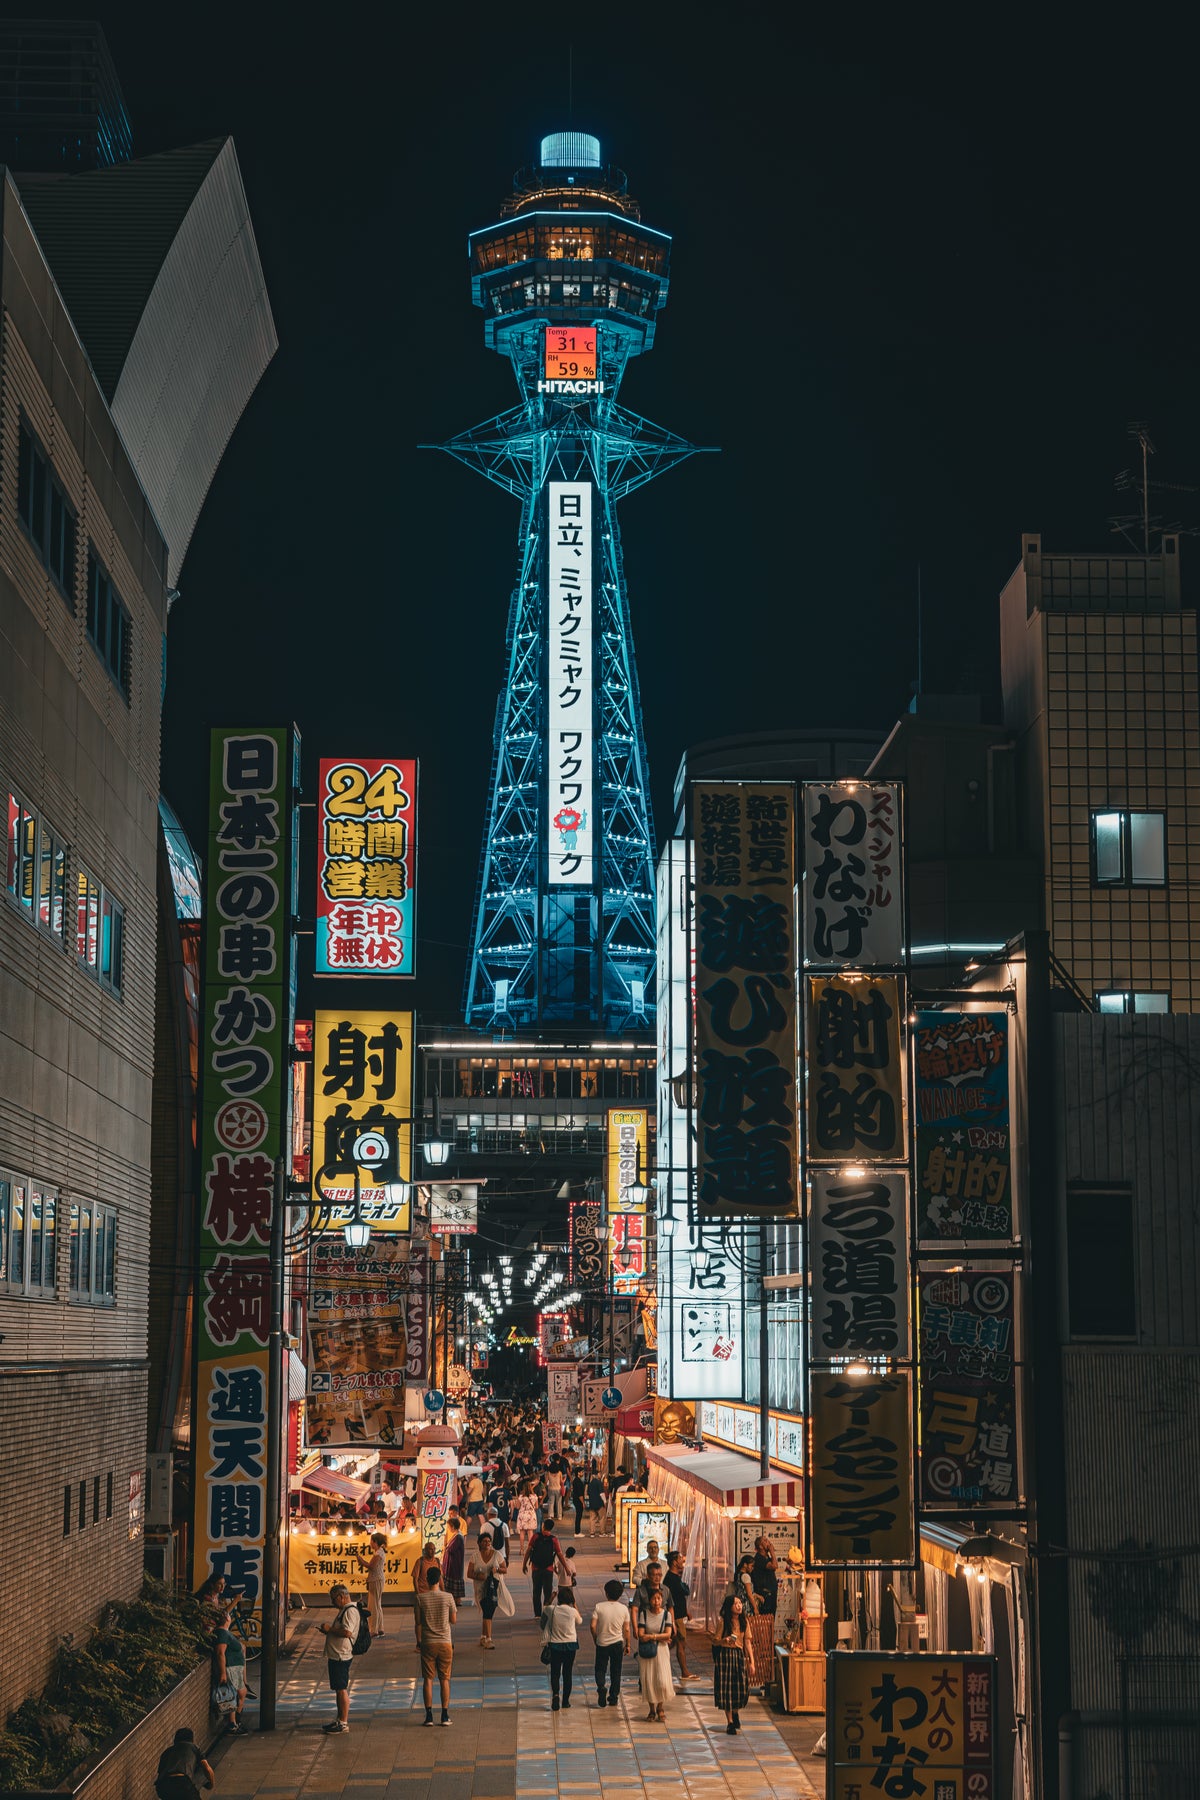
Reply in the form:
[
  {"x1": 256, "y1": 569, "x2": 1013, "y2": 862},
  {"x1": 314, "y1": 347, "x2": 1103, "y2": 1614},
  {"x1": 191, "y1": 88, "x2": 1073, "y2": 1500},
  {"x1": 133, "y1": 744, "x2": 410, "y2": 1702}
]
[{"x1": 433, "y1": 131, "x2": 710, "y2": 1034}]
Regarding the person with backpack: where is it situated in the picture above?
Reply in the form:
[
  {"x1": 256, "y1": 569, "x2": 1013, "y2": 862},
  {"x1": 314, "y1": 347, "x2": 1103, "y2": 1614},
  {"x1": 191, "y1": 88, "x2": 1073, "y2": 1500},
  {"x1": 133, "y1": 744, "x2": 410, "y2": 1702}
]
[
  {"x1": 318, "y1": 1582, "x2": 363, "y2": 1734},
  {"x1": 154, "y1": 1727, "x2": 214, "y2": 1799},
  {"x1": 523, "y1": 1517, "x2": 569, "y2": 1618}
]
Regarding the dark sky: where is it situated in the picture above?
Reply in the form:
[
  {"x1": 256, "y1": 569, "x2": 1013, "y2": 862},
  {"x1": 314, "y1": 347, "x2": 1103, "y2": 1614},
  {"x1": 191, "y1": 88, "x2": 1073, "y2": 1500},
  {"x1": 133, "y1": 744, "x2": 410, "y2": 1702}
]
[{"x1": 32, "y1": 4, "x2": 1200, "y2": 1018}]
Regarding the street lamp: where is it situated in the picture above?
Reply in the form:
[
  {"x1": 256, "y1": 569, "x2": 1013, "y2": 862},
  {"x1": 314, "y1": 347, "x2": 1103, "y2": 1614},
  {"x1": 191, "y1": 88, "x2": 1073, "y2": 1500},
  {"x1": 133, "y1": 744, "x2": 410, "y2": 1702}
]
[{"x1": 343, "y1": 1218, "x2": 370, "y2": 1250}]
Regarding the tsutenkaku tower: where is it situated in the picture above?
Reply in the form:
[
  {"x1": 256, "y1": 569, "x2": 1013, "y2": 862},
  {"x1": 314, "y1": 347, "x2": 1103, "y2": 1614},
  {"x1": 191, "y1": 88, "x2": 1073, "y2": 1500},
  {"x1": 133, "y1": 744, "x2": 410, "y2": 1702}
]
[{"x1": 436, "y1": 131, "x2": 710, "y2": 1034}]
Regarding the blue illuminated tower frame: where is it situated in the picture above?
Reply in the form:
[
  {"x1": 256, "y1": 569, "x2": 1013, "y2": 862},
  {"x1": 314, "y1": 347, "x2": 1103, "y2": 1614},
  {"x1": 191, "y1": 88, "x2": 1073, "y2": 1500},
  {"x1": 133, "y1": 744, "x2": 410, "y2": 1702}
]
[{"x1": 433, "y1": 132, "x2": 712, "y2": 1034}]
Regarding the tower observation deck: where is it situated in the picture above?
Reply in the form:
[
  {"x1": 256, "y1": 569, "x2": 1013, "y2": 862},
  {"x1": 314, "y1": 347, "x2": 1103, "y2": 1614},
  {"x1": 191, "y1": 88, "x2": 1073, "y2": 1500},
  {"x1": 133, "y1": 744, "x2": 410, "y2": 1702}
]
[{"x1": 434, "y1": 132, "x2": 712, "y2": 1034}]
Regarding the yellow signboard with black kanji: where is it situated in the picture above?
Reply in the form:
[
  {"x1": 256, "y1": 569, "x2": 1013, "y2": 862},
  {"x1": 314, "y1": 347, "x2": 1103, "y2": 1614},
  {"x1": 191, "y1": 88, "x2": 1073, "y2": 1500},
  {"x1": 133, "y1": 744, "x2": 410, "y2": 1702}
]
[
  {"x1": 826, "y1": 1652, "x2": 997, "y2": 1800},
  {"x1": 287, "y1": 1523, "x2": 421, "y2": 1598},
  {"x1": 312, "y1": 1010, "x2": 413, "y2": 1230}
]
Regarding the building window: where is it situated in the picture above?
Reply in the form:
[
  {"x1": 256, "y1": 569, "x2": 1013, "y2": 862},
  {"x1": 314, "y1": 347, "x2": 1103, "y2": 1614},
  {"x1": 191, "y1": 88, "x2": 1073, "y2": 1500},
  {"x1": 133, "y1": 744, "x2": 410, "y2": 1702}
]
[
  {"x1": 17, "y1": 419, "x2": 76, "y2": 601},
  {"x1": 69, "y1": 1200, "x2": 116, "y2": 1304},
  {"x1": 1091, "y1": 810, "x2": 1165, "y2": 886},
  {"x1": 75, "y1": 867, "x2": 124, "y2": 994},
  {"x1": 1066, "y1": 1187, "x2": 1137, "y2": 1339},
  {"x1": 1095, "y1": 992, "x2": 1170, "y2": 1014},
  {"x1": 0, "y1": 1173, "x2": 57, "y2": 1296},
  {"x1": 86, "y1": 549, "x2": 131, "y2": 698},
  {"x1": 5, "y1": 794, "x2": 68, "y2": 943},
  {"x1": 63, "y1": 1485, "x2": 72, "y2": 1537}
]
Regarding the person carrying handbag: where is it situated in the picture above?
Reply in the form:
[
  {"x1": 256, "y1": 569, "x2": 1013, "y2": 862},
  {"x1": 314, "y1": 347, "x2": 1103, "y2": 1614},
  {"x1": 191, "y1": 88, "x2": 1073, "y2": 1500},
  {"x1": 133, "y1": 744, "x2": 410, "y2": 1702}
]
[
  {"x1": 636, "y1": 1588, "x2": 675, "y2": 1721},
  {"x1": 539, "y1": 1588, "x2": 579, "y2": 1712}
]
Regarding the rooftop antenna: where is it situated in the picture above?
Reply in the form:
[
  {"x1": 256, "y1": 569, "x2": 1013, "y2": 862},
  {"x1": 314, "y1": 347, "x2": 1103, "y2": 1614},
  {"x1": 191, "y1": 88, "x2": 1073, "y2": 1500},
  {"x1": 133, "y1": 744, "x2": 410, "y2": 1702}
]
[
  {"x1": 916, "y1": 563, "x2": 924, "y2": 699},
  {"x1": 1133, "y1": 422, "x2": 1155, "y2": 553},
  {"x1": 568, "y1": 44, "x2": 573, "y2": 122},
  {"x1": 1110, "y1": 425, "x2": 1200, "y2": 551}
]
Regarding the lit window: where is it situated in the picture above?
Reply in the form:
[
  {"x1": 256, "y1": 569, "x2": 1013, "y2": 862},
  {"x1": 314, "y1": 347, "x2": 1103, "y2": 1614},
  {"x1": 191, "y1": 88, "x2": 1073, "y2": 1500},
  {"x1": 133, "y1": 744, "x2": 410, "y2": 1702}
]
[
  {"x1": 69, "y1": 1200, "x2": 116, "y2": 1304},
  {"x1": 1090, "y1": 810, "x2": 1165, "y2": 886},
  {"x1": 5, "y1": 794, "x2": 68, "y2": 945},
  {"x1": 1095, "y1": 992, "x2": 1169, "y2": 1014},
  {"x1": 0, "y1": 1173, "x2": 57, "y2": 1296},
  {"x1": 75, "y1": 866, "x2": 123, "y2": 994},
  {"x1": 17, "y1": 418, "x2": 76, "y2": 602},
  {"x1": 86, "y1": 548, "x2": 131, "y2": 698}
]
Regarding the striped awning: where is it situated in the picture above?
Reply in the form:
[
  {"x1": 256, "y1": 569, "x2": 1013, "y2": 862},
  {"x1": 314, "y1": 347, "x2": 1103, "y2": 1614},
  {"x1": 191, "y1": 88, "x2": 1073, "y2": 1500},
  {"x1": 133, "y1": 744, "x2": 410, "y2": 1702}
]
[{"x1": 645, "y1": 1443, "x2": 800, "y2": 1510}]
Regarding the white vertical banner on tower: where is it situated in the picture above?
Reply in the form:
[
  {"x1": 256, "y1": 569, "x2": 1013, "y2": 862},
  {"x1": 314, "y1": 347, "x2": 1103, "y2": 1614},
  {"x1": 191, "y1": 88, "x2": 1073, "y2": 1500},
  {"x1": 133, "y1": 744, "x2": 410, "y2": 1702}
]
[{"x1": 547, "y1": 480, "x2": 594, "y2": 885}]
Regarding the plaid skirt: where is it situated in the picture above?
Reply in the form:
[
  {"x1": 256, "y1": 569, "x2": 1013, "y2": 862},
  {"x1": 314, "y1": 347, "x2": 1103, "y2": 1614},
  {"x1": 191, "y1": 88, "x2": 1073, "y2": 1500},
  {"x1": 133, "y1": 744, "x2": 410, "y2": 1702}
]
[{"x1": 712, "y1": 1642, "x2": 749, "y2": 1711}]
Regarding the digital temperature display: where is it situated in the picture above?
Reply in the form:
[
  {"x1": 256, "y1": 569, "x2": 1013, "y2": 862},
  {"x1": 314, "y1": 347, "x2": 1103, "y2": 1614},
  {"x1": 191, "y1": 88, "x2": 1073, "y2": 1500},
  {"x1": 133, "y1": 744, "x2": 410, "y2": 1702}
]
[{"x1": 544, "y1": 326, "x2": 597, "y2": 381}]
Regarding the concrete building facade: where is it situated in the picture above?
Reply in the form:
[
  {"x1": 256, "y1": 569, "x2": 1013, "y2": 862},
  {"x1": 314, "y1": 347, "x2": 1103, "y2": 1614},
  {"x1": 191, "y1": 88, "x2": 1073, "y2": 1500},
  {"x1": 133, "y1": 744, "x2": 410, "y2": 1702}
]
[{"x1": 0, "y1": 173, "x2": 168, "y2": 1705}]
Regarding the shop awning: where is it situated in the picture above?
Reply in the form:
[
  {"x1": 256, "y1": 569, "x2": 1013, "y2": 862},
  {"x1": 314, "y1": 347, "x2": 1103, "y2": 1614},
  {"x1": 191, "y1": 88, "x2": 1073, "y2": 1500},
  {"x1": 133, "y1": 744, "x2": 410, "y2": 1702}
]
[
  {"x1": 645, "y1": 1442, "x2": 801, "y2": 1511},
  {"x1": 297, "y1": 1466, "x2": 371, "y2": 1504},
  {"x1": 287, "y1": 1351, "x2": 307, "y2": 1402}
]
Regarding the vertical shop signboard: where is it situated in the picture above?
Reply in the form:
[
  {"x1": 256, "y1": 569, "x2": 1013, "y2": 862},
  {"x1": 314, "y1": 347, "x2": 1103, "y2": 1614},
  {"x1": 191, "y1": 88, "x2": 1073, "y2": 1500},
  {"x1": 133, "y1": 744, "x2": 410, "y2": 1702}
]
[
  {"x1": 405, "y1": 1239, "x2": 428, "y2": 1384},
  {"x1": 801, "y1": 781, "x2": 901, "y2": 967},
  {"x1": 915, "y1": 1011, "x2": 1012, "y2": 1242},
  {"x1": 827, "y1": 1652, "x2": 996, "y2": 1800},
  {"x1": 806, "y1": 974, "x2": 905, "y2": 1163},
  {"x1": 664, "y1": 1217, "x2": 752, "y2": 1400},
  {"x1": 808, "y1": 1170, "x2": 910, "y2": 1359},
  {"x1": 919, "y1": 1268, "x2": 1018, "y2": 1508},
  {"x1": 311, "y1": 1010, "x2": 413, "y2": 1231},
  {"x1": 606, "y1": 1106, "x2": 649, "y2": 1293},
  {"x1": 569, "y1": 1196, "x2": 604, "y2": 1291},
  {"x1": 194, "y1": 727, "x2": 295, "y2": 1605},
  {"x1": 315, "y1": 756, "x2": 417, "y2": 974},
  {"x1": 808, "y1": 1370, "x2": 915, "y2": 1566},
  {"x1": 692, "y1": 783, "x2": 798, "y2": 1218}
]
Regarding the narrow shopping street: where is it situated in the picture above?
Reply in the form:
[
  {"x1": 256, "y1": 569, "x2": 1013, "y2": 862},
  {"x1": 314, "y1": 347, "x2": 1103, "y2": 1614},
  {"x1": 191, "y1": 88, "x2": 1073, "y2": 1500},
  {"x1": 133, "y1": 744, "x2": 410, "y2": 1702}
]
[{"x1": 211, "y1": 1535, "x2": 821, "y2": 1800}]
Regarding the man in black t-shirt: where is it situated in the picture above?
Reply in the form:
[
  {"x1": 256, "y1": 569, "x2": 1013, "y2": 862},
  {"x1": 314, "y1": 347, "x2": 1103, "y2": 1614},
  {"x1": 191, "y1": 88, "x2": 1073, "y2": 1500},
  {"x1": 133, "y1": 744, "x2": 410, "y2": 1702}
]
[
  {"x1": 154, "y1": 1728, "x2": 214, "y2": 1799},
  {"x1": 522, "y1": 1518, "x2": 569, "y2": 1616}
]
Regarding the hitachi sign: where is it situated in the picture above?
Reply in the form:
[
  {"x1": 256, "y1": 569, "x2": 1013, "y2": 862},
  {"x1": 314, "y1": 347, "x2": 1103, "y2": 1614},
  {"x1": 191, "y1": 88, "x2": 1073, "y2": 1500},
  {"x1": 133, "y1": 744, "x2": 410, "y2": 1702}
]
[{"x1": 537, "y1": 378, "x2": 606, "y2": 395}]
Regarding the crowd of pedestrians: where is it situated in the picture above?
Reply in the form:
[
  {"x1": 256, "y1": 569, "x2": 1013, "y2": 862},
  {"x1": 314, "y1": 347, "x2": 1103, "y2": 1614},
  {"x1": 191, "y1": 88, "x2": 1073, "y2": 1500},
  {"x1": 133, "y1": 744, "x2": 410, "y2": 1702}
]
[{"x1": 191, "y1": 1395, "x2": 772, "y2": 1756}]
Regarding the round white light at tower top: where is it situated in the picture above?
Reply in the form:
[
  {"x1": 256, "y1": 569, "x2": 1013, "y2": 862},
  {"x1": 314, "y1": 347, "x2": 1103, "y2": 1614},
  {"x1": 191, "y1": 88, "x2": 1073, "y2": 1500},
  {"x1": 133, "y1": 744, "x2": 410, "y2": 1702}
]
[{"x1": 540, "y1": 131, "x2": 601, "y2": 169}]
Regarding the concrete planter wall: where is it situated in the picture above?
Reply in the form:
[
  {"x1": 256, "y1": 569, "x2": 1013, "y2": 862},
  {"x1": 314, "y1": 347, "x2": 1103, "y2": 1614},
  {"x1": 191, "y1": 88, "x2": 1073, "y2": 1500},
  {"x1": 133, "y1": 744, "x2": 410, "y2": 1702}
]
[{"x1": 5, "y1": 1659, "x2": 215, "y2": 1800}]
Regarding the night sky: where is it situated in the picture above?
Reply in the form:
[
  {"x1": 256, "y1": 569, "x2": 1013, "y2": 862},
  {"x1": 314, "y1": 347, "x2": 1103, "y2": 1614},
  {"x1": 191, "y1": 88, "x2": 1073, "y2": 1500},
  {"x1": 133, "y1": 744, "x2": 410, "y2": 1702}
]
[{"x1": 32, "y1": 5, "x2": 1200, "y2": 1019}]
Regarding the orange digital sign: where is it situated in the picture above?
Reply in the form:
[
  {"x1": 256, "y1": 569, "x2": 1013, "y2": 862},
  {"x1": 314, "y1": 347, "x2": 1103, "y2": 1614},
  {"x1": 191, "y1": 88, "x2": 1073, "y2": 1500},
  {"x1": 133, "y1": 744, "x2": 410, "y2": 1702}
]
[{"x1": 544, "y1": 326, "x2": 597, "y2": 381}]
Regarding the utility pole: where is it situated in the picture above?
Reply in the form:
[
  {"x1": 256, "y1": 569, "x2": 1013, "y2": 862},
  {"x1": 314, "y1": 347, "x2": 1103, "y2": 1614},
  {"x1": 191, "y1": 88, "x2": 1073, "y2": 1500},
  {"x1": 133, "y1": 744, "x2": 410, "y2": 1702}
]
[
  {"x1": 259, "y1": 1157, "x2": 286, "y2": 1731},
  {"x1": 606, "y1": 1279, "x2": 616, "y2": 1481},
  {"x1": 759, "y1": 1220, "x2": 770, "y2": 1482}
]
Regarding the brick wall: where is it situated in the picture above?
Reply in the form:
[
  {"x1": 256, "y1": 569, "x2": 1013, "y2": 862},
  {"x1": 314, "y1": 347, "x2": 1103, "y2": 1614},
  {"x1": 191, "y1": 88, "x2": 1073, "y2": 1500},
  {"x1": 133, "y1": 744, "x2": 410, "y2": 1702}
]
[
  {"x1": 4, "y1": 1660, "x2": 215, "y2": 1800},
  {"x1": 0, "y1": 1367, "x2": 147, "y2": 1706}
]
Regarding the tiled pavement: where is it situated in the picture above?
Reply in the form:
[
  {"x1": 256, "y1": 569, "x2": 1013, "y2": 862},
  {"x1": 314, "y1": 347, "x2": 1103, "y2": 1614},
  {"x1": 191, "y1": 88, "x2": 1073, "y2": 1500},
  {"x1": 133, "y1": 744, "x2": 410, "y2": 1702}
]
[{"x1": 211, "y1": 1533, "x2": 820, "y2": 1799}]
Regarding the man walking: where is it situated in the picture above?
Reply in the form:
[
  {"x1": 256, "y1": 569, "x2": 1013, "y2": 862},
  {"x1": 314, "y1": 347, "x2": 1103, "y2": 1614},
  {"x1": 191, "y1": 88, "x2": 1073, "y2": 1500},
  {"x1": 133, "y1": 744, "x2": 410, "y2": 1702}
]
[
  {"x1": 523, "y1": 1517, "x2": 569, "y2": 1618},
  {"x1": 483, "y1": 1502, "x2": 508, "y2": 1559},
  {"x1": 664, "y1": 1549, "x2": 693, "y2": 1680},
  {"x1": 318, "y1": 1583, "x2": 359, "y2": 1734},
  {"x1": 590, "y1": 1578, "x2": 630, "y2": 1708},
  {"x1": 413, "y1": 1565, "x2": 457, "y2": 1726}
]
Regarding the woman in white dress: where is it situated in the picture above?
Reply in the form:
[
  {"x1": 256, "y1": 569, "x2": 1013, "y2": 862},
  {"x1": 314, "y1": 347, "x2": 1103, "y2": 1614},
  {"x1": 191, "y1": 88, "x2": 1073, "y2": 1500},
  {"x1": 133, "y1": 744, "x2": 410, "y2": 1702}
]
[
  {"x1": 636, "y1": 1587, "x2": 675, "y2": 1721},
  {"x1": 515, "y1": 1485, "x2": 539, "y2": 1555}
]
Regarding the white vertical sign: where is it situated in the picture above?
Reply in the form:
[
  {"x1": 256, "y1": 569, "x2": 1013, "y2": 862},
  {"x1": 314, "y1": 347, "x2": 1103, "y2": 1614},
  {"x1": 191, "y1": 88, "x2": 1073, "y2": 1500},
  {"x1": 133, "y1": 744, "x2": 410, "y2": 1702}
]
[{"x1": 547, "y1": 480, "x2": 594, "y2": 885}]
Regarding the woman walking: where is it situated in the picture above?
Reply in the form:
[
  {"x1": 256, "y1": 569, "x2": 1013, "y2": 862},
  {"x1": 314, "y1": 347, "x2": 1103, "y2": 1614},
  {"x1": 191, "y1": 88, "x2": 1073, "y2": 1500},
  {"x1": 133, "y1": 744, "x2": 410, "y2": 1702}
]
[
  {"x1": 358, "y1": 1531, "x2": 388, "y2": 1637},
  {"x1": 570, "y1": 1467, "x2": 586, "y2": 1537},
  {"x1": 540, "y1": 1586, "x2": 579, "y2": 1712},
  {"x1": 635, "y1": 1587, "x2": 675, "y2": 1722},
  {"x1": 516, "y1": 1483, "x2": 539, "y2": 1555},
  {"x1": 467, "y1": 1529, "x2": 505, "y2": 1649},
  {"x1": 712, "y1": 1593, "x2": 756, "y2": 1735},
  {"x1": 211, "y1": 1605, "x2": 248, "y2": 1733}
]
